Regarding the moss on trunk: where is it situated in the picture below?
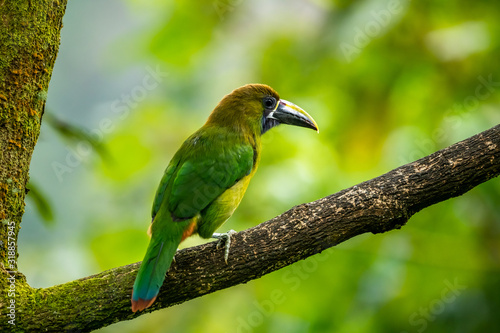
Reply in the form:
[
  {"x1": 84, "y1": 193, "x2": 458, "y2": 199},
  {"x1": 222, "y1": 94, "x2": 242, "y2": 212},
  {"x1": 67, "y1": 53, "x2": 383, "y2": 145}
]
[
  {"x1": 0, "y1": 1, "x2": 68, "y2": 331},
  {"x1": 0, "y1": 3, "x2": 499, "y2": 333}
]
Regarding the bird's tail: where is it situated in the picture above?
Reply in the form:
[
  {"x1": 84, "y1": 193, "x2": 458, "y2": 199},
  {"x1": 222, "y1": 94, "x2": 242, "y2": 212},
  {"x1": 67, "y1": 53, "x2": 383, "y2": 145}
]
[{"x1": 131, "y1": 219, "x2": 190, "y2": 312}]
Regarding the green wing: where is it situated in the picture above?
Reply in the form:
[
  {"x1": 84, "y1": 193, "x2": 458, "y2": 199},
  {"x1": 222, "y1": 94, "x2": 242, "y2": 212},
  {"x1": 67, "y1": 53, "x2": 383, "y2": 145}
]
[
  {"x1": 151, "y1": 130, "x2": 254, "y2": 221},
  {"x1": 151, "y1": 161, "x2": 177, "y2": 220}
]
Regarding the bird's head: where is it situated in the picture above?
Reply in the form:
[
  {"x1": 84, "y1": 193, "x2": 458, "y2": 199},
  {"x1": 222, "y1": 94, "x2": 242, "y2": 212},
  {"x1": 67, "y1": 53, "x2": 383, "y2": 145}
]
[{"x1": 205, "y1": 84, "x2": 318, "y2": 136}]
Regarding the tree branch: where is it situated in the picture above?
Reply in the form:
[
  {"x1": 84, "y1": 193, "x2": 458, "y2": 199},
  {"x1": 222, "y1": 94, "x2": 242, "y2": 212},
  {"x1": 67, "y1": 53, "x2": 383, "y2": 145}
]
[
  {"x1": 0, "y1": 2, "x2": 68, "y2": 331},
  {"x1": 6, "y1": 124, "x2": 498, "y2": 332}
]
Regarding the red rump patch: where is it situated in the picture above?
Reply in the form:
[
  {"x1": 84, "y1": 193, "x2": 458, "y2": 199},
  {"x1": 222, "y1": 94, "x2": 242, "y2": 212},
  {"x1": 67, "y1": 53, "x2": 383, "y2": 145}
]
[{"x1": 181, "y1": 221, "x2": 197, "y2": 242}]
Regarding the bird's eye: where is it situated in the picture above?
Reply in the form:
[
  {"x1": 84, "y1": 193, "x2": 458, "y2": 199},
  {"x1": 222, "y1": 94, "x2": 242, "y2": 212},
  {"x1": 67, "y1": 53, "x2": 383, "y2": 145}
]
[{"x1": 263, "y1": 97, "x2": 276, "y2": 110}]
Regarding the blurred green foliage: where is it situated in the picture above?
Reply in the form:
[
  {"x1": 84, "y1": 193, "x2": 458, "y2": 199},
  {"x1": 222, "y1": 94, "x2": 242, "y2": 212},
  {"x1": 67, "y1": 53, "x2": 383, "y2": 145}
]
[
  {"x1": 22, "y1": 0, "x2": 500, "y2": 332},
  {"x1": 25, "y1": 181, "x2": 54, "y2": 225}
]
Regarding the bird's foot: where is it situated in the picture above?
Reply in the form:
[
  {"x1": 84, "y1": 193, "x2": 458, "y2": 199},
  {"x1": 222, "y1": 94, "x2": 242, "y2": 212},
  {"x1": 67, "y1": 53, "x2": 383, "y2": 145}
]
[
  {"x1": 172, "y1": 248, "x2": 181, "y2": 264},
  {"x1": 212, "y1": 230, "x2": 237, "y2": 264},
  {"x1": 165, "y1": 248, "x2": 182, "y2": 277}
]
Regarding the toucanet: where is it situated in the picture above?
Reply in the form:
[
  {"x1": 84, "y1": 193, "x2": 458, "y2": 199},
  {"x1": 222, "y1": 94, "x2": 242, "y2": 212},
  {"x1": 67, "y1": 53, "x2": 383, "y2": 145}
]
[{"x1": 131, "y1": 84, "x2": 318, "y2": 312}]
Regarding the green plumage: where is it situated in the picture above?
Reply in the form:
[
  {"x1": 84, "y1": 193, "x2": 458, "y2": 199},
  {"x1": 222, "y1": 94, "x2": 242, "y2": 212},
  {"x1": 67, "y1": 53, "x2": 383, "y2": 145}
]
[
  {"x1": 131, "y1": 218, "x2": 189, "y2": 302},
  {"x1": 131, "y1": 84, "x2": 318, "y2": 312},
  {"x1": 158, "y1": 127, "x2": 254, "y2": 223}
]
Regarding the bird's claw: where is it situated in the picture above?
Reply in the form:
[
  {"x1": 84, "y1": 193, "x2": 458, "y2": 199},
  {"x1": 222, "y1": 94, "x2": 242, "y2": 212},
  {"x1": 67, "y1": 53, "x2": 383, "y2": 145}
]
[
  {"x1": 173, "y1": 248, "x2": 181, "y2": 263},
  {"x1": 166, "y1": 248, "x2": 181, "y2": 277},
  {"x1": 212, "y1": 230, "x2": 237, "y2": 264}
]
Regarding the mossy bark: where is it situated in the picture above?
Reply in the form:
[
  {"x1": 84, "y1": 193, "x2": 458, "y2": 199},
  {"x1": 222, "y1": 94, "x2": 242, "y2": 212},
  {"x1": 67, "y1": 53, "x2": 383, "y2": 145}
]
[
  {"x1": 0, "y1": 3, "x2": 499, "y2": 332},
  {"x1": 1, "y1": 123, "x2": 498, "y2": 332},
  {"x1": 0, "y1": 1, "x2": 68, "y2": 330}
]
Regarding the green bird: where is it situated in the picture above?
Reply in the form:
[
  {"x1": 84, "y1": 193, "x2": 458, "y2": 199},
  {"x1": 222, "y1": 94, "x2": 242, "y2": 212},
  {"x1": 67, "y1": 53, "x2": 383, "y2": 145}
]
[{"x1": 131, "y1": 84, "x2": 318, "y2": 312}]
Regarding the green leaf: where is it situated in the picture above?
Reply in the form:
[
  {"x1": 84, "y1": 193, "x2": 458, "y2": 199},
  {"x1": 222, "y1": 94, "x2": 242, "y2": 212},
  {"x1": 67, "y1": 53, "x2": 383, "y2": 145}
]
[
  {"x1": 44, "y1": 112, "x2": 111, "y2": 164},
  {"x1": 26, "y1": 181, "x2": 54, "y2": 225}
]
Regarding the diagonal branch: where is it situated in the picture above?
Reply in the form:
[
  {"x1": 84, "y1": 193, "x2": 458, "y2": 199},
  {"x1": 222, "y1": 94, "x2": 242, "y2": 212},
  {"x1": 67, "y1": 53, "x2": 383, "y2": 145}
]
[{"x1": 9, "y1": 124, "x2": 500, "y2": 332}]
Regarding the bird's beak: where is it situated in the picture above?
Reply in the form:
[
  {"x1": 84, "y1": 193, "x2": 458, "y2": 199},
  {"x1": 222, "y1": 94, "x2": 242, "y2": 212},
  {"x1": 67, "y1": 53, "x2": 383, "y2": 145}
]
[{"x1": 269, "y1": 99, "x2": 319, "y2": 132}]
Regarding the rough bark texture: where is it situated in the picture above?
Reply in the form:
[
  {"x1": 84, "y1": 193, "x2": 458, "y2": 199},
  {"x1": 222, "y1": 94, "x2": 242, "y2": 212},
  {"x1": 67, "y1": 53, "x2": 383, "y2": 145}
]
[
  {"x1": 0, "y1": 0, "x2": 68, "y2": 330},
  {"x1": 2, "y1": 124, "x2": 498, "y2": 332},
  {"x1": 0, "y1": 2, "x2": 499, "y2": 332}
]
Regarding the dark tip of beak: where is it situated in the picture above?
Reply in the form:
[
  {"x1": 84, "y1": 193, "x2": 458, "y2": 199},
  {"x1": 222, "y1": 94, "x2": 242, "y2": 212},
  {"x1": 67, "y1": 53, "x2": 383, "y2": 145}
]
[{"x1": 271, "y1": 100, "x2": 319, "y2": 132}]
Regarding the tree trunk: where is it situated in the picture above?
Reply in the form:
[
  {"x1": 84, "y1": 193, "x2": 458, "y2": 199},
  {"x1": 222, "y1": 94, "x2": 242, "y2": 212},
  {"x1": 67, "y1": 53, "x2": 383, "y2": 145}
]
[
  {"x1": 0, "y1": 0, "x2": 68, "y2": 329},
  {"x1": 0, "y1": 3, "x2": 499, "y2": 333}
]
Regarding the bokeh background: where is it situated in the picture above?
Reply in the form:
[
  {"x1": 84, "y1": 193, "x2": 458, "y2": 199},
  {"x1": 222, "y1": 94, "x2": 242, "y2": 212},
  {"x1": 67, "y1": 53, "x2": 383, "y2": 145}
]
[{"x1": 19, "y1": 0, "x2": 500, "y2": 332}]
